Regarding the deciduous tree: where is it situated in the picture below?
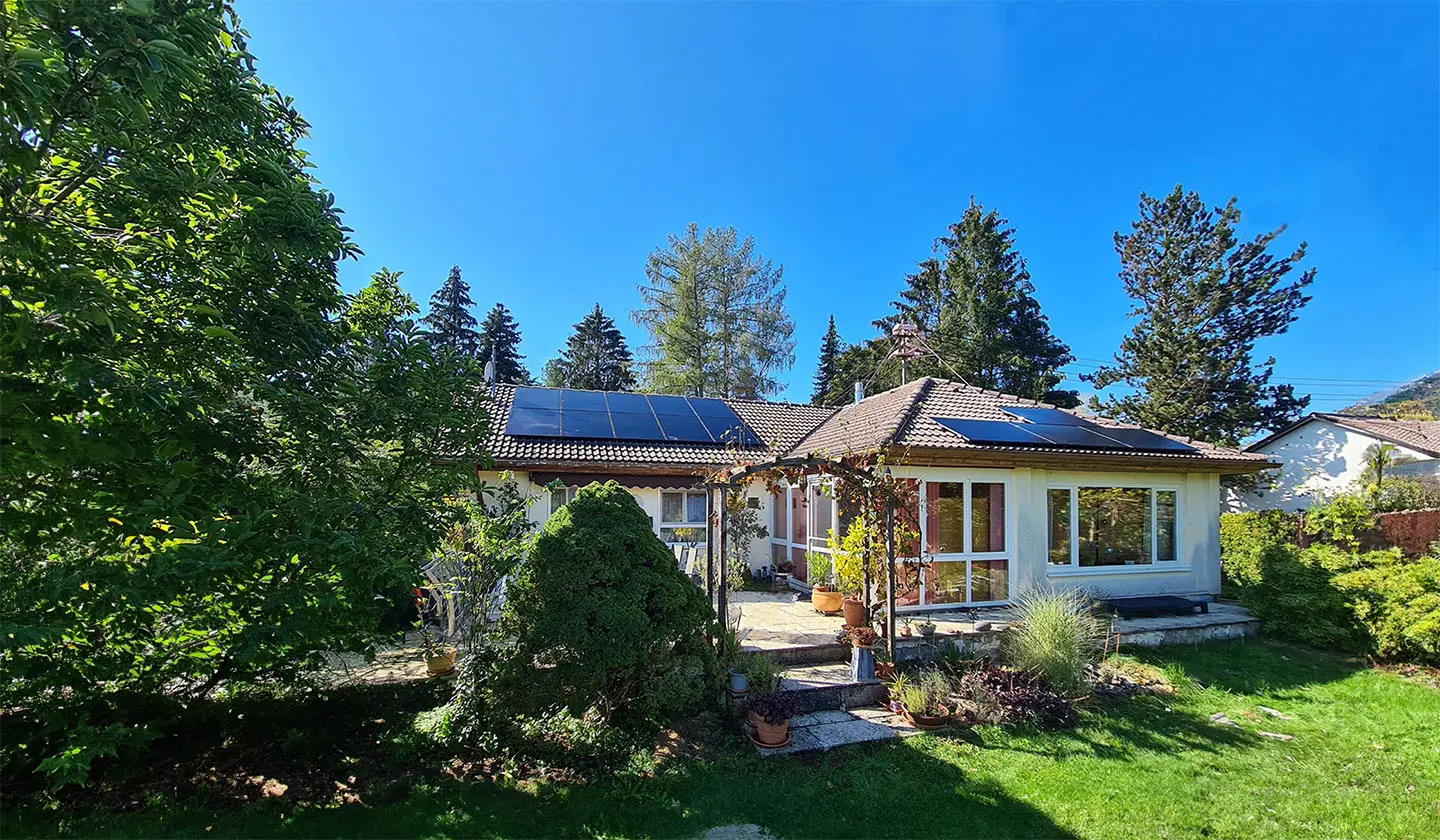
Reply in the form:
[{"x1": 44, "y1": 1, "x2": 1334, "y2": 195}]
[{"x1": 1087, "y1": 187, "x2": 1315, "y2": 446}]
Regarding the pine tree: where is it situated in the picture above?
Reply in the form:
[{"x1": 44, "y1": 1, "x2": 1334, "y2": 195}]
[
  {"x1": 545, "y1": 304, "x2": 637, "y2": 391},
  {"x1": 811, "y1": 315, "x2": 841, "y2": 405},
  {"x1": 477, "y1": 303, "x2": 531, "y2": 385},
  {"x1": 1087, "y1": 186, "x2": 1315, "y2": 447},
  {"x1": 884, "y1": 198, "x2": 1076, "y2": 405},
  {"x1": 420, "y1": 265, "x2": 480, "y2": 357},
  {"x1": 633, "y1": 224, "x2": 796, "y2": 399}
]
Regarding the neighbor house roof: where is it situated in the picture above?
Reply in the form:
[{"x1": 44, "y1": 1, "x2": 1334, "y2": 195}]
[
  {"x1": 483, "y1": 378, "x2": 1271, "y2": 475},
  {"x1": 785, "y1": 377, "x2": 1272, "y2": 469},
  {"x1": 1246, "y1": 413, "x2": 1440, "y2": 459},
  {"x1": 481, "y1": 383, "x2": 836, "y2": 472}
]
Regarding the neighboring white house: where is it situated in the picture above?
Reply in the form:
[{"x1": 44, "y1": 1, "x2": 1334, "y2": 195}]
[
  {"x1": 1229, "y1": 413, "x2": 1440, "y2": 512},
  {"x1": 475, "y1": 378, "x2": 1273, "y2": 608}
]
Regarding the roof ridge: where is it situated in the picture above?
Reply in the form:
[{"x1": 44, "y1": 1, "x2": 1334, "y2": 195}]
[{"x1": 885, "y1": 377, "x2": 937, "y2": 447}]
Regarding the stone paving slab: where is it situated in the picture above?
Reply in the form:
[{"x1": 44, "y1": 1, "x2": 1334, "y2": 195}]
[
  {"x1": 751, "y1": 707, "x2": 925, "y2": 756},
  {"x1": 778, "y1": 663, "x2": 862, "y2": 691}
]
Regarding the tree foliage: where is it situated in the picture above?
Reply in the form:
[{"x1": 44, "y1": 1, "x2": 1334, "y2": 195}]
[
  {"x1": 544, "y1": 303, "x2": 636, "y2": 391},
  {"x1": 476, "y1": 302, "x2": 530, "y2": 384},
  {"x1": 420, "y1": 265, "x2": 480, "y2": 358},
  {"x1": 633, "y1": 223, "x2": 795, "y2": 399},
  {"x1": 0, "y1": 2, "x2": 485, "y2": 784},
  {"x1": 1087, "y1": 186, "x2": 1315, "y2": 447},
  {"x1": 811, "y1": 314, "x2": 841, "y2": 405},
  {"x1": 495, "y1": 483, "x2": 715, "y2": 724}
]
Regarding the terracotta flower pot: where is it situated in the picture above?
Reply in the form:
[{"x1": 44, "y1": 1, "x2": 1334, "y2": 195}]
[
  {"x1": 904, "y1": 706, "x2": 951, "y2": 731},
  {"x1": 424, "y1": 647, "x2": 457, "y2": 676},
  {"x1": 748, "y1": 710, "x2": 791, "y2": 748},
  {"x1": 811, "y1": 587, "x2": 843, "y2": 615},
  {"x1": 841, "y1": 596, "x2": 864, "y2": 628}
]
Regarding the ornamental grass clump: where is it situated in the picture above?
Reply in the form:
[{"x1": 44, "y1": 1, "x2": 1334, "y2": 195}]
[{"x1": 1005, "y1": 589, "x2": 1103, "y2": 697}]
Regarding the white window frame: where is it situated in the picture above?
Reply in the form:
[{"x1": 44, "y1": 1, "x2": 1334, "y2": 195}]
[
  {"x1": 908, "y1": 475, "x2": 1013, "y2": 609},
  {"x1": 1046, "y1": 483, "x2": 1184, "y2": 576},
  {"x1": 548, "y1": 486, "x2": 578, "y2": 517},
  {"x1": 659, "y1": 490, "x2": 707, "y2": 545}
]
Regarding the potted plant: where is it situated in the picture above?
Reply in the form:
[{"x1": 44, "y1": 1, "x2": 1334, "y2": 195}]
[
  {"x1": 849, "y1": 626, "x2": 879, "y2": 681},
  {"x1": 744, "y1": 653, "x2": 780, "y2": 697},
  {"x1": 873, "y1": 644, "x2": 894, "y2": 681},
  {"x1": 899, "y1": 671, "x2": 952, "y2": 730},
  {"x1": 900, "y1": 617, "x2": 914, "y2": 638},
  {"x1": 420, "y1": 628, "x2": 457, "y2": 676},
  {"x1": 806, "y1": 551, "x2": 843, "y2": 615},
  {"x1": 748, "y1": 691, "x2": 799, "y2": 748},
  {"x1": 918, "y1": 616, "x2": 937, "y2": 639},
  {"x1": 885, "y1": 673, "x2": 909, "y2": 713},
  {"x1": 728, "y1": 652, "x2": 752, "y2": 696}
]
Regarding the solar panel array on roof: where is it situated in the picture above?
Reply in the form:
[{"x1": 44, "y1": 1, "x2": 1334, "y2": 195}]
[
  {"x1": 936, "y1": 407, "x2": 1196, "y2": 453},
  {"x1": 504, "y1": 388, "x2": 763, "y2": 447}
]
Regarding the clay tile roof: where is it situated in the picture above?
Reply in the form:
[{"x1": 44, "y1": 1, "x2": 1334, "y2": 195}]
[
  {"x1": 483, "y1": 384, "x2": 836, "y2": 470},
  {"x1": 787, "y1": 376, "x2": 1268, "y2": 464},
  {"x1": 1310, "y1": 414, "x2": 1440, "y2": 458}
]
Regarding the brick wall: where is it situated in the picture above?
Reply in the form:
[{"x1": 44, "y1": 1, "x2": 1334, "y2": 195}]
[{"x1": 1364, "y1": 508, "x2": 1440, "y2": 556}]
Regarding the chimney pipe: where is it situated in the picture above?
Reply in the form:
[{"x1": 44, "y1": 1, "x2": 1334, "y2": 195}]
[{"x1": 854, "y1": 381, "x2": 865, "y2": 403}]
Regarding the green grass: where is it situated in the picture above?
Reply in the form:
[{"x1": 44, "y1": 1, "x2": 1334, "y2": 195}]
[{"x1": 10, "y1": 640, "x2": 1440, "y2": 839}]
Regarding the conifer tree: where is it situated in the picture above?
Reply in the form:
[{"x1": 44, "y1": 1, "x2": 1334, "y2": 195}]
[
  {"x1": 633, "y1": 224, "x2": 795, "y2": 399},
  {"x1": 421, "y1": 266, "x2": 480, "y2": 357},
  {"x1": 477, "y1": 303, "x2": 531, "y2": 384},
  {"x1": 811, "y1": 315, "x2": 842, "y2": 405},
  {"x1": 1087, "y1": 186, "x2": 1315, "y2": 446},
  {"x1": 545, "y1": 304, "x2": 637, "y2": 391}
]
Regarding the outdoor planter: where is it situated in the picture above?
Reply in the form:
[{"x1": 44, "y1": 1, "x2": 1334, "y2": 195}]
[
  {"x1": 850, "y1": 644, "x2": 876, "y2": 682},
  {"x1": 918, "y1": 621, "x2": 936, "y2": 639},
  {"x1": 424, "y1": 646, "x2": 457, "y2": 676},
  {"x1": 748, "y1": 711, "x2": 790, "y2": 748},
  {"x1": 904, "y1": 706, "x2": 951, "y2": 731},
  {"x1": 728, "y1": 668, "x2": 749, "y2": 696},
  {"x1": 841, "y1": 596, "x2": 864, "y2": 628},
  {"x1": 811, "y1": 586, "x2": 843, "y2": 615}
]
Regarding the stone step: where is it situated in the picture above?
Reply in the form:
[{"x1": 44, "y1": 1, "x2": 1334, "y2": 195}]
[
  {"x1": 749, "y1": 707, "x2": 923, "y2": 756},
  {"x1": 775, "y1": 662, "x2": 886, "y2": 714},
  {"x1": 746, "y1": 642, "x2": 850, "y2": 667}
]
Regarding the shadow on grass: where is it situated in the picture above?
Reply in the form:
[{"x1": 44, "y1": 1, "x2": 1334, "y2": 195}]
[{"x1": 1130, "y1": 637, "x2": 1366, "y2": 696}]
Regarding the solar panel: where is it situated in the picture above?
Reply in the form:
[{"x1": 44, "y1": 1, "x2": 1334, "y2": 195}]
[
  {"x1": 561, "y1": 408, "x2": 613, "y2": 438},
  {"x1": 655, "y1": 411, "x2": 713, "y2": 442},
  {"x1": 1092, "y1": 427, "x2": 1197, "y2": 453},
  {"x1": 1001, "y1": 406, "x2": 1089, "y2": 426},
  {"x1": 561, "y1": 390, "x2": 608, "y2": 412},
  {"x1": 1023, "y1": 424, "x2": 1131, "y2": 450},
  {"x1": 934, "y1": 418, "x2": 1057, "y2": 445},
  {"x1": 646, "y1": 394, "x2": 693, "y2": 414},
  {"x1": 506, "y1": 406, "x2": 561, "y2": 436},
  {"x1": 689, "y1": 397, "x2": 738, "y2": 419},
  {"x1": 604, "y1": 392, "x2": 651, "y2": 413},
  {"x1": 704, "y1": 419, "x2": 763, "y2": 448},
  {"x1": 512, "y1": 387, "x2": 561, "y2": 409},
  {"x1": 610, "y1": 410, "x2": 665, "y2": 441}
]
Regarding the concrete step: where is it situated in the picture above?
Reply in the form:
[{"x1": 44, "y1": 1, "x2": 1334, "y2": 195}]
[
  {"x1": 775, "y1": 662, "x2": 886, "y2": 714},
  {"x1": 747, "y1": 642, "x2": 850, "y2": 667}
]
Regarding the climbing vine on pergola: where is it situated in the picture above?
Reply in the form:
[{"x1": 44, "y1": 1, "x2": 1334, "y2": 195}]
[{"x1": 701, "y1": 453, "x2": 918, "y2": 663}]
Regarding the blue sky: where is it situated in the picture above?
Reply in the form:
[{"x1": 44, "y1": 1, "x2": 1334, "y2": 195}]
[{"x1": 238, "y1": 1, "x2": 1439, "y2": 409}]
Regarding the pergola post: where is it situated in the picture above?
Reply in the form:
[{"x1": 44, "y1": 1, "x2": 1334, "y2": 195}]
[
  {"x1": 860, "y1": 504, "x2": 873, "y2": 626},
  {"x1": 704, "y1": 486, "x2": 715, "y2": 605},
  {"x1": 884, "y1": 498, "x2": 897, "y2": 665},
  {"x1": 717, "y1": 487, "x2": 730, "y2": 648}
]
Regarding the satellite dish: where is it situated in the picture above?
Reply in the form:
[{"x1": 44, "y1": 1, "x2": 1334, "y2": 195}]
[{"x1": 483, "y1": 359, "x2": 496, "y2": 383}]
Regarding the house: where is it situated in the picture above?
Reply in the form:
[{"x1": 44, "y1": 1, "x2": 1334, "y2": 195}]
[
  {"x1": 1229, "y1": 413, "x2": 1440, "y2": 512},
  {"x1": 476, "y1": 377, "x2": 1273, "y2": 610}
]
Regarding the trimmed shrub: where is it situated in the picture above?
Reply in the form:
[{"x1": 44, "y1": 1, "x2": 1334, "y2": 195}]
[
  {"x1": 495, "y1": 482, "x2": 716, "y2": 726},
  {"x1": 1220, "y1": 510, "x2": 1298, "y2": 591},
  {"x1": 1335, "y1": 553, "x2": 1440, "y2": 665},
  {"x1": 1004, "y1": 589, "x2": 1103, "y2": 697},
  {"x1": 1242, "y1": 544, "x2": 1364, "y2": 651}
]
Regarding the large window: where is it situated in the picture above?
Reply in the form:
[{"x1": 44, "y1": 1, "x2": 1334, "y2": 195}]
[
  {"x1": 916, "y1": 479, "x2": 1010, "y2": 606},
  {"x1": 660, "y1": 490, "x2": 707, "y2": 544},
  {"x1": 1048, "y1": 486, "x2": 1179, "y2": 569}
]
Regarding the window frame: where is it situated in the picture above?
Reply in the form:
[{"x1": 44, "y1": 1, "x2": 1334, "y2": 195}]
[
  {"x1": 1046, "y1": 483, "x2": 1184, "y2": 575},
  {"x1": 910, "y1": 474, "x2": 1013, "y2": 608},
  {"x1": 659, "y1": 490, "x2": 708, "y2": 544}
]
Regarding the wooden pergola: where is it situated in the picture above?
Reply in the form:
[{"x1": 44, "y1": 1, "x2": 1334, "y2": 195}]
[{"x1": 701, "y1": 454, "x2": 909, "y2": 663}]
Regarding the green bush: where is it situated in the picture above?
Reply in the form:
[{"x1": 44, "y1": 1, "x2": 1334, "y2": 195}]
[
  {"x1": 495, "y1": 483, "x2": 716, "y2": 727},
  {"x1": 1372, "y1": 476, "x2": 1440, "y2": 513},
  {"x1": 1304, "y1": 494, "x2": 1375, "y2": 551},
  {"x1": 1004, "y1": 589, "x2": 1103, "y2": 697},
  {"x1": 1335, "y1": 554, "x2": 1440, "y2": 665},
  {"x1": 1220, "y1": 510, "x2": 1297, "y2": 590},
  {"x1": 1242, "y1": 544, "x2": 1364, "y2": 651}
]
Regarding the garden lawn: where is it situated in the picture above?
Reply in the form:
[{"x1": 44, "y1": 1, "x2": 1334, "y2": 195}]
[{"x1": 10, "y1": 640, "x2": 1440, "y2": 839}]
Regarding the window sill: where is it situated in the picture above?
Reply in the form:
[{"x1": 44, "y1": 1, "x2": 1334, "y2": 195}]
[{"x1": 1047, "y1": 564, "x2": 1190, "y2": 577}]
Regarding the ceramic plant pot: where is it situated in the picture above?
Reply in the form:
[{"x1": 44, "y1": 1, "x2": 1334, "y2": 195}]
[
  {"x1": 728, "y1": 668, "x2": 749, "y2": 696},
  {"x1": 748, "y1": 711, "x2": 791, "y2": 748},
  {"x1": 424, "y1": 647, "x2": 457, "y2": 676},
  {"x1": 850, "y1": 645, "x2": 876, "y2": 682},
  {"x1": 811, "y1": 587, "x2": 843, "y2": 615},
  {"x1": 841, "y1": 596, "x2": 865, "y2": 628},
  {"x1": 904, "y1": 706, "x2": 951, "y2": 731}
]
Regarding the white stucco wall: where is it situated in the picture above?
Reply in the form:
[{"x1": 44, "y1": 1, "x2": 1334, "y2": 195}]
[{"x1": 1229, "y1": 419, "x2": 1435, "y2": 512}]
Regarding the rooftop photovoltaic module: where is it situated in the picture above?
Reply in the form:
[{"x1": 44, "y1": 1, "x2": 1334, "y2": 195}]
[
  {"x1": 504, "y1": 388, "x2": 763, "y2": 447},
  {"x1": 935, "y1": 407, "x2": 1197, "y2": 453}
]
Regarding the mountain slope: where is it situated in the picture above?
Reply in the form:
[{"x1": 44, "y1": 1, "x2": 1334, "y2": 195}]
[{"x1": 1342, "y1": 370, "x2": 1440, "y2": 418}]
